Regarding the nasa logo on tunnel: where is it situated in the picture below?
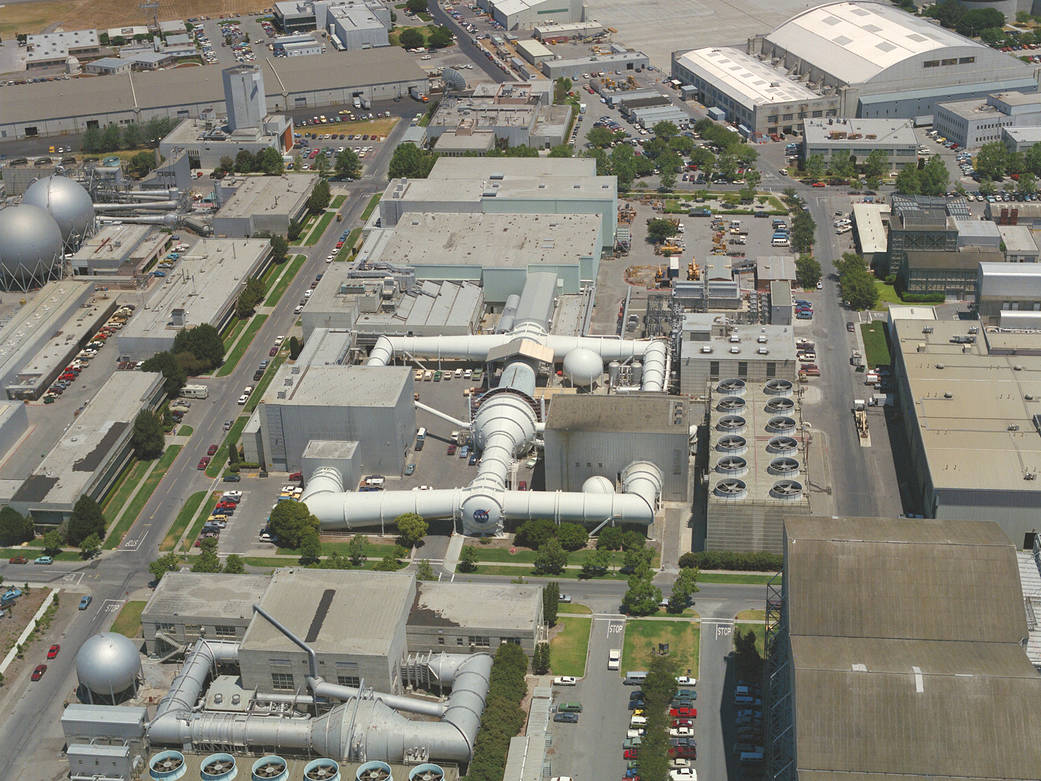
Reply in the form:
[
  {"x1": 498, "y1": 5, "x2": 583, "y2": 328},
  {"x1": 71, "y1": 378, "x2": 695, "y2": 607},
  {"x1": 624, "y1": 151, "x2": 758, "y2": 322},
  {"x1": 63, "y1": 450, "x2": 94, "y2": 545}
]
[{"x1": 473, "y1": 509, "x2": 489, "y2": 523}]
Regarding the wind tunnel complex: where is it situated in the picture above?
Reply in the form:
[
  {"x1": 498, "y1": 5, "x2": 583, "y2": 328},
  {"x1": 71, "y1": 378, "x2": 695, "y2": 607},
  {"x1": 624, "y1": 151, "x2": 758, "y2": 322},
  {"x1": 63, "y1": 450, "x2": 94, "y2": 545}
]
[{"x1": 300, "y1": 272, "x2": 671, "y2": 536}]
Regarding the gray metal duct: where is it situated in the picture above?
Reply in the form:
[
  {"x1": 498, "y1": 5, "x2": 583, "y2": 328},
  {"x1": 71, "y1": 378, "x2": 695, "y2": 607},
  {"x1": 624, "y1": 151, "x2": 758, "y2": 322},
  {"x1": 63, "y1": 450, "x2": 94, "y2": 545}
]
[
  {"x1": 96, "y1": 214, "x2": 179, "y2": 226},
  {"x1": 93, "y1": 201, "x2": 180, "y2": 211}
]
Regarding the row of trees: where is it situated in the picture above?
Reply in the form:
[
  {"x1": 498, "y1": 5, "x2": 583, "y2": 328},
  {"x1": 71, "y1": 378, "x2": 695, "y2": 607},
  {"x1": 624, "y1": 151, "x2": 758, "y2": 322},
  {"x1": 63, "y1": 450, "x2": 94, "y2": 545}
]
[
  {"x1": 795, "y1": 254, "x2": 822, "y2": 290},
  {"x1": 466, "y1": 643, "x2": 529, "y2": 781},
  {"x1": 514, "y1": 518, "x2": 589, "y2": 550},
  {"x1": 397, "y1": 25, "x2": 454, "y2": 50},
  {"x1": 81, "y1": 117, "x2": 177, "y2": 154},
  {"x1": 632, "y1": 655, "x2": 682, "y2": 781},
  {"x1": 0, "y1": 496, "x2": 106, "y2": 557},
  {"x1": 679, "y1": 550, "x2": 783, "y2": 571},
  {"x1": 389, "y1": 142, "x2": 440, "y2": 179},
  {"x1": 214, "y1": 148, "x2": 286, "y2": 177},
  {"x1": 142, "y1": 323, "x2": 226, "y2": 398},
  {"x1": 802, "y1": 148, "x2": 890, "y2": 189},
  {"x1": 894, "y1": 156, "x2": 950, "y2": 196}
]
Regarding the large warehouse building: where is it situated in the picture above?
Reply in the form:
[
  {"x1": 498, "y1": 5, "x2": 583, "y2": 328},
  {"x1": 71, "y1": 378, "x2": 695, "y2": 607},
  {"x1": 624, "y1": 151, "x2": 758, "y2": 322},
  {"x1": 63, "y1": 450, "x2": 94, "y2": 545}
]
[
  {"x1": 673, "y1": 1, "x2": 1040, "y2": 136},
  {"x1": 767, "y1": 516, "x2": 1041, "y2": 781},
  {"x1": 890, "y1": 314, "x2": 1041, "y2": 547}
]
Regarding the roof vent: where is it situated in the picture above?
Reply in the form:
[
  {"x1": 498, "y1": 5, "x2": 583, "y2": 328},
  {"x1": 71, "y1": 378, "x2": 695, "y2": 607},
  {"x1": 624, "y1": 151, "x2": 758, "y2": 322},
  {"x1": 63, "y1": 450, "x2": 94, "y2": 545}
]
[
  {"x1": 757, "y1": 334, "x2": 768, "y2": 343},
  {"x1": 765, "y1": 397, "x2": 795, "y2": 414},
  {"x1": 700, "y1": 345, "x2": 713, "y2": 353},
  {"x1": 936, "y1": 363, "x2": 945, "y2": 369},
  {"x1": 716, "y1": 395, "x2": 746, "y2": 413},
  {"x1": 1008, "y1": 424, "x2": 1020, "y2": 431},
  {"x1": 943, "y1": 391, "x2": 953, "y2": 399},
  {"x1": 1014, "y1": 365, "x2": 1024, "y2": 371},
  {"x1": 729, "y1": 346, "x2": 740, "y2": 354},
  {"x1": 716, "y1": 434, "x2": 747, "y2": 454},
  {"x1": 715, "y1": 455, "x2": 748, "y2": 476},
  {"x1": 922, "y1": 326, "x2": 933, "y2": 334},
  {"x1": 768, "y1": 456, "x2": 800, "y2": 476},
  {"x1": 716, "y1": 415, "x2": 747, "y2": 433},
  {"x1": 770, "y1": 479, "x2": 804, "y2": 501},
  {"x1": 764, "y1": 378, "x2": 793, "y2": 396},
  {"x1": 713, "y1": 478, "x2": 747, "y2": 501},
  {"x1": 1026, "y1": 394, "x2": 1035, "y2": 401},
  {"x1": 766, "y1": 415, "x2": 797, "y2": 434},
  {"x1": 766, "y1": 435, "x2": 799, "y2": 455},
  {"x1": 729, "y1": 335, "x2": 741, "y2": 343},
  {"x1": 757, "y1": 347, "x2": 769, "y2": 355},
  {"x1": 1026, "y1": 472, "x2": 1037, "y2": 480},
  {"x1": 716, "y1": 378, "x2": 746, "y2": 395}
]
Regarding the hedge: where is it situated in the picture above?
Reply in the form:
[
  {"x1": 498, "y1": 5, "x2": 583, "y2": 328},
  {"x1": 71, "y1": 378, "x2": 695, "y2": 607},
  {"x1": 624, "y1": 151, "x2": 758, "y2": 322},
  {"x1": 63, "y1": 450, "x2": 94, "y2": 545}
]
[
  {"x1": 465, "y1": 643, "x2": 528, "y2": 781},
  {"x1": 899, "y1": 292, "x2": 945, "y2": 303},
  {"x1": 679, "y1": 550, "x2": 782, "y2": 571}
]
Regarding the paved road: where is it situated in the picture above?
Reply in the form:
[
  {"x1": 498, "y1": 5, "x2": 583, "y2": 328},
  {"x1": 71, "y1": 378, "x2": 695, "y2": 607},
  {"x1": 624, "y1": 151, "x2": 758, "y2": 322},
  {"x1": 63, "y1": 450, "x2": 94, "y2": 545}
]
[{"x1": 426, "y1": 0, "x2": 510, "y2": 85}]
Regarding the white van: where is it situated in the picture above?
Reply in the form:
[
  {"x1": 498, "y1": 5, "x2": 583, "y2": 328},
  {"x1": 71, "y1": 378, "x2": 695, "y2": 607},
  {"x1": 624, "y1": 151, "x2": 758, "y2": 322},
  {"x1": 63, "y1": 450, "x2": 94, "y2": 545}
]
[
  {"x1": 416, "y1": 427, "x2": 427, "y2": 442},
  {"x1": 771, "y1": 237, "x2": 790, "y2": 247},
  {"x1": 630, "y1": 715, "x2": 648, "y2": 727},
  {"x1": 608, "y1": 648, "x2": 621, "y2": 670}
]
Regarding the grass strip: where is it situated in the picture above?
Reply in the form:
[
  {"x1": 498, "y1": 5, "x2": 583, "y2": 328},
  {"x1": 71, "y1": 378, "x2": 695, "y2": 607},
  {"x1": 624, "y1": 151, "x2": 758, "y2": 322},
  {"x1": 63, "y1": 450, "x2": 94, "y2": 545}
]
[
  {"x1": 104, "y1": 445, "x2": 182, "y2": 549},
  {"x1": 0, "y1": 547, "x2": 80, "y2": 562},
  {"x1": 334, "y1": 227, "x2": 361, "y2": 261},
  {"x1": 361, "y1": 193, "x2": 381, "y2": 221},
  {"x1": 472, "y1": 564, "x2": 629, "y2": 580},
  {"x1": 558, "y1": 603, "x2": 593, "y2": 615},
  {"x1": 265, "y1": 255, "x2": 307, "y2": 306},
  {"x1": 304, "y1": 212, "x2": 336, "y2": 246},
  {"x1": 177, "y1": 425, "x2": 194, "y2": 436},
  {"x1": 110, "y1": 601, "x2": 147, "y2": 638},
  {"x1": 221, "y1": 316, "x2": 247, "y2": 349},
  {"x1": 205, "y1": 416, "x2": 249, "y2": 478},
  {"x1": 101, "y1": 459, "x2": 150, "y2": 519},
  {"x1": 549, "y1": 616, "x2": 591, "y2": 676},
  {"x1": 182, "y1": 492, "x2": 222, "y2": 552},
  {"x1": 276, "y1": 540, "x2": 399, "y2": 557},
  {"x1": 735, "y1": 621, "x2": 766, "y2": 656},
  {"x1": 216, "y1": 314, "x2": 268, "y2": 377},
  {"x1": 243, "y1": 556, "x2": 385, "y2": 569},
  {"x1": 860, "y1": 320, "x2": 891, "y2": 367},
  {"x1": 245, "y1": 355, "x2": 285, "y2": 413},
  {"x1": 331, "y1": 194, "x2": 347, "y2": 208},
  {"x1": 622, "y1": 618, "x2": 700, "y2": 675},
  {"x1": 161, "y1": 491, "x2": 207, "y2": 552}
]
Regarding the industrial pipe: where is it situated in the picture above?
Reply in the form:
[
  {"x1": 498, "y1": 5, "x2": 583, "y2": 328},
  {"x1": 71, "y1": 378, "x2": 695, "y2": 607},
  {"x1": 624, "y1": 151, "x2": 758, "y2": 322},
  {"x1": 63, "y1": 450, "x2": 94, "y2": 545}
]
[
  {"x1": 93, "y1": 201, "x2": 181, "y2": 211},
  {"x1": 415, "y1": 401, "x2": 470, "y2": 429}
]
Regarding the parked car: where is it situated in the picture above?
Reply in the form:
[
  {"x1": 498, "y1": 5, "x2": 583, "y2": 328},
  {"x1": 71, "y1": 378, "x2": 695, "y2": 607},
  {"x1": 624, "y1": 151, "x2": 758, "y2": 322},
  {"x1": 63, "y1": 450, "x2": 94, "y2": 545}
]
[
  {"x1": 800, "y1": 364, "x2": 821, "y2": 376},
  {"x1": 207, "y1": 444, "x2": 218, "y2": 456},
  {"x1": 31, "y1": 664, "x2": 47, "y2": 681},
  {"x1": 553, "y1": 676, "x2": 577, "y2": 686},
  {"x1": 223, "y1": 474, "x2": 241, "y2": 482},
  {"x1": 8, "y1": 555, "x2": 26, "y2": 564},
  {"x1": 553, "y1": 712, "x2": 579, "y2": 723},
  {"x1": 47, "y1": 644, "x2": 60, "y2": 659},
  {"x1": 447, "y1": 444, "x2": 457, "y2": 456},
  {"x1": 676, "y1": 676, "x2": 696, "y2": 686},
  {"x1": 669, "y1": 707, "x2": 696, "y2": 718},
  {"x1": 624, "y1": 750, "x2": 639, "y2": 760},
  {"x1": 79, "y1": 595, "x2": 92, "y2": 610},
  {"x1": 33, "y1": 556, "x2": 53, "y2": 565},
  {"x1": 404, "y1": 463, "x2": 416, "y2": 476}
]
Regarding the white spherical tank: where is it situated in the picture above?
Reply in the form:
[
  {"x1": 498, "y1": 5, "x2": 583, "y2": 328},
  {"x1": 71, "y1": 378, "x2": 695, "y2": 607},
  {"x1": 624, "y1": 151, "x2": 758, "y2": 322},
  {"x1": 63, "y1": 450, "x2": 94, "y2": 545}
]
[
  {"x1": 22, "y1": 175, "x2": 95, "y2": 247},
  {"x1": 582, "y1": 475, "x2": 615, "y2": 494},
  {"x1": 0, "y1": 204, "x2": 64, "y2": 289},
  {"x1": 75, "y1": 632, "x2": 140, "y2": 701},
  {"x1": 562, "y1": 348, "x2": 603, "y2": 386}
]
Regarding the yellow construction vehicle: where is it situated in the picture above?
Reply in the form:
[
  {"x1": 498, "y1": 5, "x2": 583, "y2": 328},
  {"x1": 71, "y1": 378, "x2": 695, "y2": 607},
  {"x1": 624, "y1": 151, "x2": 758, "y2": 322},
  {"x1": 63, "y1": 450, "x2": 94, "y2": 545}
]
[{"x1": 687, "y1": 260, "x2": 700, "y2": 280}]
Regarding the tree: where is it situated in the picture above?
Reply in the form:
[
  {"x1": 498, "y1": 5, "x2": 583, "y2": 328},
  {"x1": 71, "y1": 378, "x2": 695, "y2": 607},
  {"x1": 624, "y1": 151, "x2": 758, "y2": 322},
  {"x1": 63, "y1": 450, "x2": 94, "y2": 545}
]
[
  {"x1": 192, "y1": 537, "x2": 222, "y2": 572},
  {"x1": 100, "y1": 123, "x2": 122, "y2": 153},
  {"x1": 335, "y1": 148, "x2": 361, "y2": 180},
  {"x1": 553, "y1": 77, "x2": 572, "y2": 104},
  {"x1": 459, "y1": 544, "x2": 479, "y2": 572},
  {"x1": 405, "y1": 0, "x2": 426, "y2": 11},
  {"x1": 41, "y1": 529, "x2": 64, "y2": 554},
  {"x1": 805, "y1": 154, "x2": 826, "y2": 181},
  {"x1": 543, "y1": 582, "x2": 559, "y2": 626},
  {"x1": 514, "y1": 518, "x2": 557, "y2": 549},
  {"x1": 299, "y1": 529, "x2": 322, "y2": 564},
  {"x1": 621, "y1": 574, "x2": 661, "y2": 616},
  {"x1": 653, "y1": 120, "x2": 678, "y2": 140},
  {"x1": 314, "y1": 152, "x2": 331, "y2": 177},
  {"x1": 68, "y1": 495, "x2": 106, "y2": 547},
  {"x1": 622, "y1": 546, "x2": 653, "y2": 574},
  {"x1": 830, "y1": 149, "x2": 855, "y2": 179},
  {"x1": 288, "y1": 218, "x2": 304, "y2": 242},
  {"x1": 532, "y1": 642, "x2": 550, "y2": 674},
  {"x1": 1019, "y1": 172, "x2": 1037, "y2": 194},
  {"x1": 127, "y1": 151, "x2": 157, "y2": 179},
  {"x1": 668, "y1": 567, "x2": 700, "y2": 613},
  {"x1": 81, "y1": 126, "x2": 102, "y2": 154},
  {"x1": 533, "y1": 538, "x2": 568, "y2": 575},
  {"x1": 580, "y1": 548, "x2": 612, "y2": 578},
  {"x1": 596, "y1": 526, "x2": 624, "y2": 550},
  {"x1": 0, "y1": 506, "x2": 34, "y2": 546},
  {"x1": 609, "y1": 143, "x2": 637, "y2": 189},
  {"x1": 307, "y1": 178, "x2": 331, "y2": 213},
  {"x1": 348, "y1": 533, "x2": 368, "y2": 565},
  {"x1": 256, "y1": 147, "x2": 284, "y2": 175},
  {"x1": 658, "y1": 167, "x2": 676, "y2": 192},
  {"x1": 399, "y1": 27, "x2": 425, "y2": 49},
  {"x1": 389, "y1": 142, "x2": 438, "y2": 178},
  {"x1": 646, "y1": 217, "x2": 680, "y2": 244},
  {"x1": 142, "y1": 351, "x2": 187, "y2": 397},
  {"x1": 132, "y1": 409, "x2": 165, "y2": 459},
  {"x1": 556, "y1": 522, "x2": 588, "y2": 552},
  {"x1": 621, "y1": 530, "x2": 646, "y2": 551},
  {"x1": 428, "y1": 25, "x2": 454, "y2": 48},
  {"x1": 234, "y1": 149, "x2": 256, "y2": 173},
  {"x1": 228, "y1": 441, "x2": 240, "y2": 467},
  {"x1": 270, "y1": 234, "x2": 289, "y2": 264},
  {"x1": 416, "y1": 559, "x2": 437, "y2": 580},
  {"x1": 1025, "y1": 142, "x2": 1041, "y2": 176},
  {"x1": 172, "y1": 324, "x2": 224, "y2": 370},
  {"x1": 795, "y1": 254, "x2": 822, "y2": 290},
  {"x1": 149, "y1": 552, "x2": 181, "y2": 582},
  {"x1": 919, "y1": 155, "x2": 949, "y2": 196},
  {"x1": 976, "y1": 141, "x2": 1009, "y2": 182},
  {"x1": 79, "y1": 533, "x2": 101, "y2": 560},
  {"x1": 268, "y1": 500, "x2": 319, "y2": 549},
  {"x1": 217, "y1": 155, "x2": 236, "y2": 175},
  {"x1": 586, "y1": 126, "x2": 616, "y2": 148},
  {"x1": 863, "y1": 149, "x2": 887, "y2": 180},
  {"x1": 288, "y1": 335, "x2": 303, "y2": 360},
  {"x1": 235, "y1": 277, "x2": 265, "y2": 319},
  {"x1": 838, "y1": 253, "x2": 879, "y2": 311},
  {"x1": 548, "y1": 144, "x2": 572, "y2": 158},
  {"x1": 395, "y1": 512, "x2": 428, "y2": 547},
  {"x1": 224, "y1": 554, "x2": 245, "y2": 574},
  {"x1": 374, "y1": 553, "x2": 401, "y2": 571},
  {"x1": 791, "y1": 209, "x2": 817, "y2": 254}
]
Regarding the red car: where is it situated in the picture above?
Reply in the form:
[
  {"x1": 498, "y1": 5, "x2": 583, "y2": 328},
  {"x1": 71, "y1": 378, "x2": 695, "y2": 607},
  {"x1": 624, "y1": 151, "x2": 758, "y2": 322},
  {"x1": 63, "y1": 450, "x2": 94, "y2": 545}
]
[
  {"x1": 47, "y1": 644, "x2": 60, "y2": 659},
  {"x1": 9, "y1": 555, "x2": 26, "y2": 564},
  {"x1": 669, "y1": 747, "x2": 697, "y2": 759},
  {"x1": 289, "y1": 472, "x2": 302, "y2": 481},
  {"x1": 800, "y1": 364, "x2": 821, "y2": 376},
  {"x1": 518, "y1": 481, "x2": 527, "y2": 491},
  {"x1": 672, "y1": 718, "x2": 693, "y2": 728},
  {"x1": 269, "y1": 346, "x2": 279, "y2": 357},
  {"x1": 669, "y1": 707, "x2": 696, "y2": 718},
  {"x1": 624, "y1": 749, "x2": 638, "y2": 760},
  {"x1": 197, "y1": 457, "x2": 209, "y2": 470},
  {"x1": 207, "y1": 444, "x2": 219, "y2": 456},
  {"x1": 447, "y1": 444, "x2": 457, "y2": 456},
  {"x1": 31, "y1": 664, "x2": 47, "y2": 681},
  {"x1": 812, "y1": 181, "x2": 826, "y2": 187}
]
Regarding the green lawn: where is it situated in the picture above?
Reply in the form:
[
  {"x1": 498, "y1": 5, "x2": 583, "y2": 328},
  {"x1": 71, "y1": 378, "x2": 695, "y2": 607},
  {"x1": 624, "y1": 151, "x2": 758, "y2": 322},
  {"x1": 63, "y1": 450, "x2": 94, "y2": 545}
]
[
  {"x1": 873, "y1": 279, "x2": 903, "y2": 306},
  {"x1": 735, "y1": 621, "x2": 766, "y2": 656},
  {"x1": 361, "y1": 193, "x2": 382, "y2": 221},
  {"x1": 245, "y1": 355, "x2": 285, "y2": 413},
  {"x1": 334, "y1": 227, "x2": 362, "y2": 261},
  {"x1": 205, "y1": 417, "x2": 249, "y2": 478},
  {"x1": 550, "y1": 616, "x2": 591, "y2": 677},
  {"x1": 110, "y1": 601, "x2": 147, "y2": 638},
  {"x1": 473, "y1": 564, "x2": 630, "y2": 580},
  {"x1": 242, "y1": 556, "x2": 395, "y2": 569},
  {"x1": 304, "y1": 212, "x2": 336, "y2": 246},
  {"x1": 181, "y1": 492, "x2": 221, "y2": 552},
  {"x1": 221, "y1": 316, "x2": 247, "y2": 349},
  {"x1": 258, "y1": 260, "x2": 283, "y2": 294},
  {"x1": 0, "y1": 547, "x2": 80, "y2": 562},
  {"x1": 161, "y1": 491, "x2": 207, "y2": 552},
  {"x1": 265, "y1": 255, "x2": 307, "y2": 306},
  {"x1": 101, "y1": 459, "x2": 150, "y2": 519},
  {"x1": 331, "y1": 194, "x2": 347, "y2": 208},
  {"x1": 622, "y1": 619, "x2": 700, "y2": 676},
  {"x1": 860, "y1": 321, "x2": 891, "y2": 368},
  {"x1": 216, "y1": 315, "x2": 268, "y2": 377},
  {"x1": 104, "y1": 445, "x2": 183, "y2": 549},
  {"x1": 736, "y1": 609, "x2": 766, "y2": 621},
  {"x1": 558, "y1": 603, "x2": 593, "y2": 615},
  {"x1": 474, "y1": 547, "x2": 629, "y2": 566},
  {"x1": 276, "y1": 539, "x2": 399, "y2": 557},
  {"x1": 177, "y1": 425, "x2": 194, "y2": 436}
]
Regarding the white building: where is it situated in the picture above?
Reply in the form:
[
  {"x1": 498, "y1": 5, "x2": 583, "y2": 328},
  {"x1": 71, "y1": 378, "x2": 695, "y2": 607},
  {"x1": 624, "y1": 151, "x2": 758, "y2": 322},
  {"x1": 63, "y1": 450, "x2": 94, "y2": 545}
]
[
  {"x1": 327, "y1": 4, "x2": 389, "y2": 50},
  {"x1": 935, "y1": 92, "x2": 1041, "y2": 149},
  {"x1": 802, "y1": 117, "x2": 917, "y2": 169},
  {"x1": 211, "y1": 175, "x2": 316, "y2": 238},
  {"x1": 480, "y1": 0, "x2": 584, "y2": 30}
]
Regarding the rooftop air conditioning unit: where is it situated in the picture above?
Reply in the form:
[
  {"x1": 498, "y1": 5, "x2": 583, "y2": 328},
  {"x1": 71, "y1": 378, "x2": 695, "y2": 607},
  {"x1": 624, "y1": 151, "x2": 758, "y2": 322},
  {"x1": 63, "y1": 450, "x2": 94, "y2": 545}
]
[
  {"x1": 757, "y1": 347, "x2": 769, "y2": 354},
  {"x1": 701, "y1": 345, "x2": 713, "y2": 353},
  {"x1": 729, "y1": 346, "x2": 740, "y2": 354}
]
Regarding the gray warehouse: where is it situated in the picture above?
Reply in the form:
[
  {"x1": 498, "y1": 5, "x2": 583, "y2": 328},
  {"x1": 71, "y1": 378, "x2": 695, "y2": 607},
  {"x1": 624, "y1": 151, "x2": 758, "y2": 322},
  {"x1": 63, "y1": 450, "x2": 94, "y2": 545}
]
[{"x1": 212, "y1": 175, "x2": 317, "y2": 238}]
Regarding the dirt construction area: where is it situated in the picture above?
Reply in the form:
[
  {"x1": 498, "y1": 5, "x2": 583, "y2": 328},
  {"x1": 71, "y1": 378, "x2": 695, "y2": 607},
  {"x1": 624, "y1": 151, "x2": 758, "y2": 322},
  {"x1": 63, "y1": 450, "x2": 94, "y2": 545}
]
[{"x1": 0, "y1": 0, "x2": 269, "y2": 36}]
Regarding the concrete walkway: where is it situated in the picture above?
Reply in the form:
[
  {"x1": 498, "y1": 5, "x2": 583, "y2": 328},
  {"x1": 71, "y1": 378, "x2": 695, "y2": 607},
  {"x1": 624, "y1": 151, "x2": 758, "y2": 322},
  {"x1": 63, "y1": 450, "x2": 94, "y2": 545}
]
[{"x1": 442, "y1": 532, "x2": 464, "y2": 574}]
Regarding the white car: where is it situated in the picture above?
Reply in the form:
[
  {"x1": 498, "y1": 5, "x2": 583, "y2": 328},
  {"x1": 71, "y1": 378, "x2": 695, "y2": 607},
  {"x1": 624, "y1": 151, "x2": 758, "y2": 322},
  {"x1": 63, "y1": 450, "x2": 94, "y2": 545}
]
[
  {"x1": 670, "y1": 726, "x2": 694, "y2": 737},
  {"x1": 326, "y1": 253, "x2": 336, "y2": 262},
  {"x1": 274, "y1": 335, "x2": 285, "y2": 345},
  {"x1": 304, "y1": 289, "x2": 313, "y2": 297},
  {"x1": 553, "y1": 676, "x2": 577, "y2": 686},
  {"x1": 670, "y1": 759, "x2": 691, "y2": 769},
  {"x1": 676, "y1": 676, "x2": 697, "y2": 686},
  {"x1": 670, "y1": 770, "x2": 696, "y2": 781},
  {"x1": 294, "y1": 305, "x2": 304, "y2": 314},
  {"x1": 222, "y1": 491, "x2": 242, "y2": 501},
  {"x1": 237, "y1": 394, "x2": 249, "y2": 405}
]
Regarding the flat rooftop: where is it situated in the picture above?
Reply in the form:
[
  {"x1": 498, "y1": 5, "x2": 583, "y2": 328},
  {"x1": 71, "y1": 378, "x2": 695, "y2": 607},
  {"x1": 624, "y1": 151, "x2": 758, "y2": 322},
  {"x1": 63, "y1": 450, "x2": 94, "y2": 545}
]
[
  {"x1": 163, "y1": 117, "x2": 286, "y2": 147},
  {"x1": 375, "y1": 212, "x2": 602, "y2": 268},
  {"x1": 143, "y1": 572, "x2": 271, "y2": 621},
  {"x1": 11, "y1": 372, "x2": 161, "y2": 507},
  {"x1": 756, "y1": 255, "x2": 796, "y2": 281},
  {"x1": 387, "y1": 174, "x2": 615, "y2": 208},
  {"x1": 675, "y1": 47, "x2": 819, "y2": 108},
  {"x1": 121, "y1": 239, "x2": 270, "y2": 339},
  {"x1": 355, "y1": 281, "x2": 483, "y2": 334},
  {"x1": 263, "y1": 364, "x2": 410, "y2": 407},
  {"x1": 11, "y1": 296, "x2": 113, "y2": 389},
  {"x1": 852, "y1": 202, "x2": 890, "y2": 255},
  {"x1": 997, "y1": 224, "x2": 1038, "y2": 255},
  {"x1": 410, "y1": 581, "x2": 542, "y2": 632},
  {"x1": 1004, "y1": 126, "x2": 1041, "y2": 145},
  {"x1": 892, "y1": 317, "x2": 1041, "y2": 493},
  {"x1": 0, "y1": 281, "x2": 95, "y2": 385},
  {"x1": 803, "y1": 117, "x2": 916, "y2": 146},
  {"x1": 546, "y1": 394, "x2": 688, "y2": 434},
  {"x1": 937, "y1": 96, "x2": 1006, "y2": 121},
  {"x1": 242, "y1": 568, "x2": 415, "y2": 655},
  {"x1": 216, "y1": 175, "x2": 317, "y2": 219},
  {"x1": 69, "y1": 223, "x2": 154, "y2": 264}
]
